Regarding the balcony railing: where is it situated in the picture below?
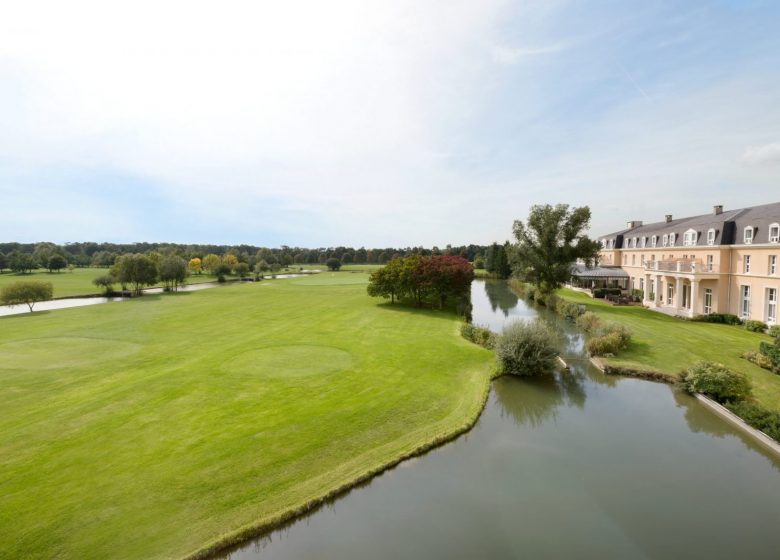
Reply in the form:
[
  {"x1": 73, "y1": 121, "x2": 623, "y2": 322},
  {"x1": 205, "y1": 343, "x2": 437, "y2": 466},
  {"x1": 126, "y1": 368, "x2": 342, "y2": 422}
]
[{"x1": 642, "y1": 260, "x2": 719, "y2": 274}]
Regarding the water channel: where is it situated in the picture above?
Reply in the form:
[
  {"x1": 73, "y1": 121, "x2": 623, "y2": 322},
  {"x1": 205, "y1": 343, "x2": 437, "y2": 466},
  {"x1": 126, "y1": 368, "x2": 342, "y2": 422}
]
[{"x1": 220, "y1": 279, "x2": 780, "y2": 558}]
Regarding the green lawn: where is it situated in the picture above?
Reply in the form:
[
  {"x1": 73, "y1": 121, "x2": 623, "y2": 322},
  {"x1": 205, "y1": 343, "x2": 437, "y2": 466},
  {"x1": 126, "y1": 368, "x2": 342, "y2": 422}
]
[
  {"x1": 0, "y1": 268, "x2": 250, "y2": 299},
  {"x1": 559, "y1": 288, "x2": 780, "y2": 411},
  {"x1": 0, "y1": 274, "x2": 492, "y2": 559}
]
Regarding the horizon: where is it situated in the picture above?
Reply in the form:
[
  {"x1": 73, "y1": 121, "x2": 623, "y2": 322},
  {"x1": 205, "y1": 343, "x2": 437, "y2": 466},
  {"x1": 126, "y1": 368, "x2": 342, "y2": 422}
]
[{"x1": 2, "y1": 1, "x2": 779, "y2": 246}]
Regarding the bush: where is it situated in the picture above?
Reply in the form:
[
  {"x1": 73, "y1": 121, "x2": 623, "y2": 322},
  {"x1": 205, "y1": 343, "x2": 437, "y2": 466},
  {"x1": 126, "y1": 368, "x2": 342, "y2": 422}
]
[
  {"x1": 759, "y1": 341, "x2": 780, "y2": 373},
  {"x1": 745, "y1": 320, "x2": 768, "y2": 333},
  {"x1": 460, "y1": 323, "x2": 497, "y2": 350},
  {"x1": 537, "y1": 292, "x2": 559, "y2": 308},
  {"x1": 767, "y1": 325, "x2": 780, "y2": 339},
  {"x1": 725, "y1": 401, "x2": 780, "y2": 442},
  {"x1": 630, "y1": 289, "x2": 644, "y2": 302},
  {"x1": 683, "y1": 361, "x2": 752, "y2": 403},
  {"x1": 691, "y1": 313, "x2": 743, "y2": 325},
  {"x1": 598, "y1": 322, "x2": 632, "y2": 348},
  {"x1": 556, "y1": 299, "x2": 585, "y2": 320},
  {"x1": 742, "y1": 350, "x2": 775, "y2": 371},
  {"x1": 494, "y1": 319, "x2": 558, "y2": 376},
  {"x1": 592, "y1": 288, "x2": 622, "y2": 298},
  {"x1": 585, "y1": 333, "x2": 623, "y2": 356},
  {"x1": 575, "y1": 312, "x2": 601, "y2": 333}
]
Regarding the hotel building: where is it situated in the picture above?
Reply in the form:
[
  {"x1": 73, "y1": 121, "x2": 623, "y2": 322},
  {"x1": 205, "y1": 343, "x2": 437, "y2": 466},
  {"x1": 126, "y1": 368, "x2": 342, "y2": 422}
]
[{"x1": 596, "y1": 202, "x2": 780, "y2": 324}]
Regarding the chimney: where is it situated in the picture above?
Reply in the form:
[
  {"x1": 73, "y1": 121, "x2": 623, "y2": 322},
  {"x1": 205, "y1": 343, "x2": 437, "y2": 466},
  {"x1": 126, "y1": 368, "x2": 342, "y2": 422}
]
[
  {"x1": 626, "y1": 220, "x2": 643, "y2": 229},
  {"x1": 713, "y1": 205, "x2": 723, "y2": 215},
  {"x1": 665, "y1": 214, "x2": 673, "y2": 223}
]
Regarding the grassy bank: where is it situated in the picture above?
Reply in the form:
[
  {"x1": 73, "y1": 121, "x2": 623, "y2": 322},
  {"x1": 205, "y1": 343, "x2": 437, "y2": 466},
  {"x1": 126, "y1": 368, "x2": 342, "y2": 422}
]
[
  {"x1": 0, "y1": 273, "x2": 492, "y2": 559},
  {"x1": 558, "y1": 288, "x2": 780, "y2": 411}
]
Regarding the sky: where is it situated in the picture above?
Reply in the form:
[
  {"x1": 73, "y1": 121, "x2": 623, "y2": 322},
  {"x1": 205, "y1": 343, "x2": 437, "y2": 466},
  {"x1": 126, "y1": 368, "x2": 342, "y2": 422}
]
[{"x1": 1, "y1": 0, "x2": 779, "y2": 247}]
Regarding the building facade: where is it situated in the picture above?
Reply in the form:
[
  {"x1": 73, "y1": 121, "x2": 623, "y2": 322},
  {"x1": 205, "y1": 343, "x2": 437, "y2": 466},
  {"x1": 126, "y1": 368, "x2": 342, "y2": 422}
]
[{"x1": 598, "y1": 202, "x2": 780, "y2": 324}]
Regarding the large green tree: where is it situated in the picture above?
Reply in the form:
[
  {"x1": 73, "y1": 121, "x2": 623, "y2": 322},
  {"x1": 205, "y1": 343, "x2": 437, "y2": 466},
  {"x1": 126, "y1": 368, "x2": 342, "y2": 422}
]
[
  {"x1": 511, "y1": 204, "x2": 600, "y2": 294},
  {"x1": 1, "y1": 280, "x2": 53, "y2": 312},
  {"x1": 114, "y1": 254, "x2": 159, "y2": 295},
  {"x1": 159, "y1": 256, "x2": 189, "y2": 291}
]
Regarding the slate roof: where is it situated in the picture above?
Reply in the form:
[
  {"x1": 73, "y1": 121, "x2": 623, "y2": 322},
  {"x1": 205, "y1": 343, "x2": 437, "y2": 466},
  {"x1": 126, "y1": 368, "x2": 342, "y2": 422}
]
[
  {"x1": 599, "y1": 201, "x2": 780, "y2": 248},
  {"x1": 571, "y1": 264, "x2": 629, "y2": 278}
]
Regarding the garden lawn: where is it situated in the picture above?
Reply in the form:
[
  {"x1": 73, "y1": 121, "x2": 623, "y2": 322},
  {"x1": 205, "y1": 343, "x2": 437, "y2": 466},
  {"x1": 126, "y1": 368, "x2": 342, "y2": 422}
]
[
  {"x1": 559, "y1": 288, "x2": 780, "y2": 411},
  {"x1": 0, "y1": 274, "x2": 492, "y2": 559},
  {"x1": 0, "y1": 268, "x2": 239, "y2": 299}
]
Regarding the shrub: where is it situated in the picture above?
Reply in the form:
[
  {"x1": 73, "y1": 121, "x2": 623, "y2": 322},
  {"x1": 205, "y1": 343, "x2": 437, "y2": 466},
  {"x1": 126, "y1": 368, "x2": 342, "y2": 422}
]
[
  {"x1": 725, "y1": 401, "x2": 780, "y2": 442},
  {"x1": 691, "y1": 313, "x2": 743, "y2": 325},
  {"x1": 683, "y1": 361, "x2": 752, "y2": 403},
  {"x1": 742, "y1": 350, "x2": 774, "y2": 371},
  {"x1": 767, "y1": 325, "x2": 780, "y2": 339},
  {"x1": 630, "y1": 289, "x2": 644, "y2": 302},
  {"x1": 537, "y1": 292, "x2": 559, "y2": 308},
  {"x1": 494, "y1": 319, "x2": 558, "y2": 376},
  {"x1": 745, "y1": 320, "x2": 768, "y2": 333},
  {"x1": 759, "y1": 341, "x2": 780, "y2": 373},
  {"x1": 576, "y1": 312, "x2": 601, "y2": 333},
  {"x1": 598, "y1": 322, "x2": 632, "y2": 348},
  {"x1": 460, "y1": 323, "x2": 497, "y2": 350},
  {"x1": 556, "y1": 300, "x2": 584, "y2": 320},
  {"x1": 585, "y1": 333, "x2": 623, "y2": 356}
]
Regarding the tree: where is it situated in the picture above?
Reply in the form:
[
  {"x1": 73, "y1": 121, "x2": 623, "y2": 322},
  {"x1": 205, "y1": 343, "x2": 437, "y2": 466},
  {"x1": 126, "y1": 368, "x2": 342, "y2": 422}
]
[
  {"x1": 115, "y1": 254, "x2": 159, "y2": 295},
  {"x1": 234, "y1": 262, "x2": 250, "y2": 277},
  {"x1": 159, "y1": 256, "x2": 188, "y2": 291},
  {"x1": 341, "y1": 252, "x2": 353, "y2": 265},
  {"x1": 0, "y1": 252, "x2": 7, "y2": 273},
  {"x1": 223, "y1": 254, "x2": 239, "y2": 271},
  {"x1": 92, "y1": 274, "x2": 116, "y2": 295},
  {"x1": 9, "y1": 251, "x2": 36, "y2": 273},
  {"x1": 367, "y1": 259, "x2": 404, "y2": 303},
  {"x1": 47, "y1": 254, "x2": 67, "y2": 273},
  {"x1": 473, "y1": 255, "x2": 485, "y2": 269},
  {"x1": 326, "y1": 257, "x2": 342, "y2": 271},
  {"x1": 416, "y1": 255, "x2": 474, "y2": 308},
  {"x1": 188, "y1": 257, "x2": 202, "y2": 275},
  {"x1": 202, "y1": 254, "x2": 222, "y2": 275},
  {"x1": 511, "y1": 204, "x2": 600, "y2": 294},
  {"x1": 1, "y1": 280, "x2": 53, "y2": 312}
]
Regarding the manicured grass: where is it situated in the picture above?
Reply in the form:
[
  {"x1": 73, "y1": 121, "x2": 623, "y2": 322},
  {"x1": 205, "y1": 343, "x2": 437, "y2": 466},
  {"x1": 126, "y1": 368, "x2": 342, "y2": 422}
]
[
  {"x1": 559, "y1": 288, "x2": 780, "y2": 411},
  {"x1": 338, "y1": 263, "x2": 383, "y2": 272},
  {"x1": 0, "y1": 274, "x2": 492, "y2": 559},
  {"x1": 0, "y1": 268, "x2": 238, "y2": 299}
]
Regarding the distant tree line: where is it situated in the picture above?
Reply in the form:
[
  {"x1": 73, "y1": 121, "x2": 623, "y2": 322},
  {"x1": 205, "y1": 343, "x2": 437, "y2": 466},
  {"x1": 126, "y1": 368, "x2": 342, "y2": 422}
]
[{"x1": 0, "y1": 241, "x2": 491, "y2": 273}]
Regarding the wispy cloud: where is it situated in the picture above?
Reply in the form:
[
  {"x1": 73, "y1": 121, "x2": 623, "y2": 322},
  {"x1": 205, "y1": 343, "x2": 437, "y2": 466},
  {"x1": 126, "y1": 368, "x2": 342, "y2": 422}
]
[
  {"x1": 490, "y1": 43, "x2": 568, "y2": 64},
  {"x1": 741, "y1": 142, "x2": 780, "y2": 166}
]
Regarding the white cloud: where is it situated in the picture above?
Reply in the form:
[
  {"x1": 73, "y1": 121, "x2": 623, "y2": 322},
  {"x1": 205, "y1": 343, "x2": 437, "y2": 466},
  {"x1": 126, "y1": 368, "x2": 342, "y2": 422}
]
[
  {"x1": 490, "y1": 43, "x2": 568, "y2": 65},
  {"x1": 740, "y1": 142, "x2": 780, "y2": 166}
]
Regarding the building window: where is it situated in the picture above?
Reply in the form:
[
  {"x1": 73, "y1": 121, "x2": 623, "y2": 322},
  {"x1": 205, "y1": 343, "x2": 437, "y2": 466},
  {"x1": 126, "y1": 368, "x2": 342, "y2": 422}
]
[
  {"x1": 771, "y1": 255, "x2": 777, "y2": 276},
  {"x1": 741, "y1": 285, "x2": 751, "y2": 319},
  {"x1": 770, "y1": 224, "x2": 780, "y2": 243},
  {"x1": 768, "y1": 288, "x2": 778, "y2": 324},
  {"x1": 623, "y1": 254, "x2": 627, "y2": 265},
  {"x1": 683, "y1": 229, "x2": 697, "y2": 246},
  {"x1": 669, "y1": 233, "x2": 676, "y2": 246},
  {"x1": 640, "y1": 278, "x2": 644, "y2": 291},
  {"x1": 744, "y1": 255, "x2": 751, "y2": 273},
  {"x1": 662, "y1": 234, "x2": 668, "y2": 247},
  {"x1": 667, "y1": 283, "x2": 674, "y2": 305},
  {"x1": 641, "y1": 254, "x2": 646, "y2": 265},
  {"x1": 744, "y1": 226, "x2": 754, "y2": 244},
  {"x1": 707, "y1": 228, "x2": 716, "y2": 245},
  {"x1": 641, "y1": 237, "x2": 647, "y2": 248},
  {"x1": 633, "y1": 237, "x2": 638, "y2": 248},
  {"x1": 704, "y1": 288, "x2": 713, "y2": 315},
  {"x1": 651, "y1": 235, "x2": 657, "y2": 247},
  {"x1": 632, "y1": 255, "x2": 636, "y2": 265},
  {"x1": 706, "y1": 254, "x2": 714, "y2": 272}
]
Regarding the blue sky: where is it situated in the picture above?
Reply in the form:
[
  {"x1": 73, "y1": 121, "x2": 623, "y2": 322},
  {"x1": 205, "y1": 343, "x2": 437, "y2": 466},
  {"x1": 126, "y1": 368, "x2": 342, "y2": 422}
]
[{"x1": 1, "y1": 0, "x2": 779, "y2": 246}]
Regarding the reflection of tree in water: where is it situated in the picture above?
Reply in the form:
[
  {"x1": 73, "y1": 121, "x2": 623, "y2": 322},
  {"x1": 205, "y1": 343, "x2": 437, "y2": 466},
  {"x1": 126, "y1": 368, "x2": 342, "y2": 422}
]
[
  {"x1": 494, "y1": 370, "x2": 587, "y2": 427},
  {"x1": 483, "y1": 280, "x2": 518, "y2": 316}
]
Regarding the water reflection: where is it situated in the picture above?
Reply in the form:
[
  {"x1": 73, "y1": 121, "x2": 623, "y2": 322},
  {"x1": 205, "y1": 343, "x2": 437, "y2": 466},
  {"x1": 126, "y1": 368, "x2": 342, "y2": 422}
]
[{"x1": 494, "y1": 368, "x2": 587, "y2": 427}]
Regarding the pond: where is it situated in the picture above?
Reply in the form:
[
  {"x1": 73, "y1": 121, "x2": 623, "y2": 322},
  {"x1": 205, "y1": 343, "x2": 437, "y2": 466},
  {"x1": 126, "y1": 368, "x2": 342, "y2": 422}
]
[{"x1": 218, "y1": 279, "x2": 780, "y2": 559}]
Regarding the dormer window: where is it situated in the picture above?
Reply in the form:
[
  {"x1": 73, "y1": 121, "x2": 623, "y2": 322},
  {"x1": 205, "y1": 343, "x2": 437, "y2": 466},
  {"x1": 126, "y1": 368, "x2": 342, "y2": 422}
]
[
  {"x1": 744, "y1": 226, "x2": 754, "y2": 244},
  {"x1": 641, "y1": 237, "x2": 647, "y2": 248},
  {"x1": 669, "y1": 233, "x2": 676, "y2": 246},
  {"x1": 707, "y1": 228, "x2": 716, "y2": 245},
  {"x1": 662, "y1": 234, "x2": 668, "y2": 247},
  {"x1": 683, "y1": 229, "x2": 697, "y2": 247},
  {"x1": 633, "y1": 237, "x2": 638, "y2": 248},
  {"x1": 651, "y1": 235, "x2": 657, "y2": 248},
  {"x1": 770, "y1": 223, "x2": 779, "y2": 243}
]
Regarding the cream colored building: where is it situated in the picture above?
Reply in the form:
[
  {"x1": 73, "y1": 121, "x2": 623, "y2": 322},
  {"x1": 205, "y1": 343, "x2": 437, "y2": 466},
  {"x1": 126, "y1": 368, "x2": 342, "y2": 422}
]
[{"x1": 598, "y1": 203, "x2": 780, "y2": 324}]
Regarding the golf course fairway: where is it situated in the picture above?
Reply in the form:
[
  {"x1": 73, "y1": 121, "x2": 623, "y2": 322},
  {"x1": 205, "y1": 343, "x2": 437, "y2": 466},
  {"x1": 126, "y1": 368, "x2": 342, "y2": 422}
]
[{"x1": 0, "y1": 274, "x2": 493, "y2": 559}]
